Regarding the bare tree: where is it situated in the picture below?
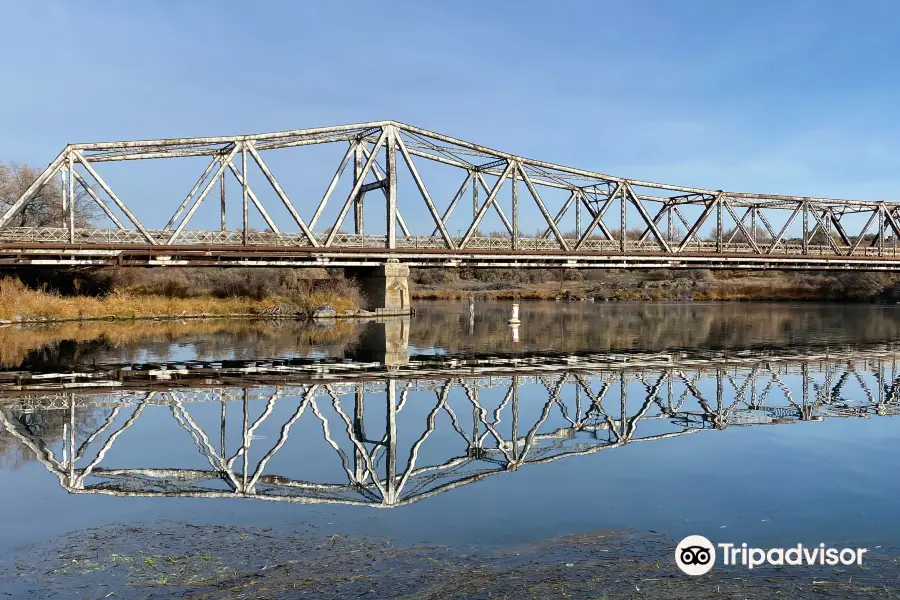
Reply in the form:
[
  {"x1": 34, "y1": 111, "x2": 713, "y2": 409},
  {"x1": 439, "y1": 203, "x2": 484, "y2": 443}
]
[{"x1": 0, "y1": 162, "x2": 100, "y2": 227}]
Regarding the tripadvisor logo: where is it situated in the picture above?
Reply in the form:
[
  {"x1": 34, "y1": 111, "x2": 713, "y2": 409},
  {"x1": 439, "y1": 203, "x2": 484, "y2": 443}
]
[
  {"x1": 674, "y1": 535, "x2": 868, "y2": 576},
  {"x1": 675, "y1": 535, "x2": 716, "y2": 576}
]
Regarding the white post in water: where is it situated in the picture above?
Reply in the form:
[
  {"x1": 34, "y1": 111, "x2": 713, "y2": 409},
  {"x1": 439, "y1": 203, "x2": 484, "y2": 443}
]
[
  {"x1": 508, "y1": 303, "x2": 521, "y2": 324},
  {"x1": 509, "y1": 302, "x2": 521, "y2": 343}
]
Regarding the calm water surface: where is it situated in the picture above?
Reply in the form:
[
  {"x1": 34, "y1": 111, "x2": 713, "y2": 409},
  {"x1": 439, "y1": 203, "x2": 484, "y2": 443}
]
[{"x1": 2, "y1": 301, "x2": 900, "y2": 596}]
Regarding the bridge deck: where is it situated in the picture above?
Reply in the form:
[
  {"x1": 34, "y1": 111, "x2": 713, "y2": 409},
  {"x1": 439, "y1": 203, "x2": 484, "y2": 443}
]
[{"x1": 2, "y1": 231, "x2": 900, "y2": 269}]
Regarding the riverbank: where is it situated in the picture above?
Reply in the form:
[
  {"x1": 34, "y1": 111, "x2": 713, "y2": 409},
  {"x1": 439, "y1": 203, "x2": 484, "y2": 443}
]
[
  {"x1": 0, "y1": 277, "x2": 362, "y2": 323},
  {"x1": 410, "y1": 269, "x2": 900, "y2": 302}
]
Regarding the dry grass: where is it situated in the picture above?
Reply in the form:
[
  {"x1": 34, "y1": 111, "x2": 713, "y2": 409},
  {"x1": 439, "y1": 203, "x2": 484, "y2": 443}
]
[
  {"x1": 0, "y1": 278, "x2": 360, "y2": 322},
  {"x1": 411, "y1": 272, "x2": 837, "y2": 302},
  {"x1": 692, "y1": 283, "x2": 819, "y2": 301},
  {"x1": 412, "y1": 289, "x2": 560, "y2": 301}
]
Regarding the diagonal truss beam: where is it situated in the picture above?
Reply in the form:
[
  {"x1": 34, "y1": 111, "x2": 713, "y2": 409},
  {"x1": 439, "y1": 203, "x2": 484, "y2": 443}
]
[
  {"x1": 309, "y1": 142, "x2": 357, "y2": 230},
  {"x1": 165, "y1": 155, "x2": 219, "y2": 230},
  {"x1": 475, "y1": 173, "x2": 514, "y2": 235},
  {"x1": 677, "y1": 194, "x2": 719, "y2": 253},
  {"x1": 575, "y1": 184, "x2": 622, "y2": 250},
  {"x1": 518, "y1": 165, "x2": 569, "y2": 251},
  {"x1": 396, "y1": 135, "x2": 456, "y2": 249},
  {"x1": 246, "y1": 143, "x2": 318, "y2": 246},
  {"x1": 849, "y1": 208, "x2": 880, "y2": 256},
  {"x1": 74, "y1": 150, "x2": 157, "y2": 244},
  {"x1": 326, "y1": 128, "x2": 389, "y2": 246},
  {"x1": 71, "y1": 171, "x2": 124, "y2": 229},
  {"x1": 807, "y1": 204, "x2": 841, "y2": 254},
  {"x1": 460, "y1": 161, "x2": 515, "y2": 248},
  {"x1": 225, "y1": 160, "x2": 280, "y2": 234},
  {"x1": 166, "y1": 146, "x2": 239, "y2": 245},
  {"x1": 626, "y1": 183, "x2": 671, "y2": 253},
  {"x1": 722, "y1": 199, "x2": 760, "y2": 253},
  {"x1": 765, "y1": 202, "x2": 802, "y2": 255},
  {"x1": 541, "y1": 191, "x2": 577, "y2": 239},
  {"x1": 431, "y1": 172, "x2": 472, "y2": 237}
]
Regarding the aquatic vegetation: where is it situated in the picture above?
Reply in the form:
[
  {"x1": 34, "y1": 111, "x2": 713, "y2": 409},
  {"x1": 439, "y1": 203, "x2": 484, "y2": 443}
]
[{"x1": 3, "y1": 524, "x2": 898, "y2": 599}]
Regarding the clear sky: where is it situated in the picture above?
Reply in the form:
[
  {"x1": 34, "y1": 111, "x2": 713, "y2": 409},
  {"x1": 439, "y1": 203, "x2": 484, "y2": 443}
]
[{"x1": 2, "y1": 1, "x2": 899, "y2": 234}]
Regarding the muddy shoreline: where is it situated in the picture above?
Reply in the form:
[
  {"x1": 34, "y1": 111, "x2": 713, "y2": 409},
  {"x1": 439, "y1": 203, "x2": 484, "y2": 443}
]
[{"x1": 3, "y1": 524, "x2": 898, "y2": 599}]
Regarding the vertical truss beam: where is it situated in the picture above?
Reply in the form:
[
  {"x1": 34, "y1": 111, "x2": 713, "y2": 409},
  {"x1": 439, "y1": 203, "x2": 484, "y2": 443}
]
[
  {"x1": 511, "y1": 164, "x2": 519, "y2": 251},
  {"x1": 66, "y1": 154, "x2": 75, "y2": 243},
  {"x1": 385, "y1": 126, "x2": 398, "y2": 249},
  {"x1": 716, "y1": 195, "x2": 723, "y2": 253},
  {"x1": 576, "y1": 193, "x2": 582, "y2": 238},
  {"x1": 802, "y1": 202, "x2": 809, "y2": 255},
  {"x1": 241, "y1": 145, "x2": 249, "y2": 245},
  {"x1": 60, "y1": 167, "x2": 67, "y2": 229}
]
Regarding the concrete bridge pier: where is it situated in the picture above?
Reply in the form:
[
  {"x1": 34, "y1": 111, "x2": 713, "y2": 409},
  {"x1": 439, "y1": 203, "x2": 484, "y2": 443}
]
[{"x1": 345, "y1": 263, "x2": 411, "y2": 316}]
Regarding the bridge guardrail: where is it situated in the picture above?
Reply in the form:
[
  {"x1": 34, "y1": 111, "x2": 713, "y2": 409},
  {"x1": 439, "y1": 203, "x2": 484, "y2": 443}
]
[{"x1": 1, "y1": 227, "x2": 897, "y2": 258}]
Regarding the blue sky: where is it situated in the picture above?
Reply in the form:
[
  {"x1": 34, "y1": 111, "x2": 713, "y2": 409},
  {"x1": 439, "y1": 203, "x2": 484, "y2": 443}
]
[{"x1": 2, "y1": 1, "x2": 900, "y2": 234}]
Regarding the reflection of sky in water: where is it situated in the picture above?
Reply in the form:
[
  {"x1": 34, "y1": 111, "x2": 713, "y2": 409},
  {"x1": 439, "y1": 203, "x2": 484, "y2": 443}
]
[
  {"x1": 3, "y1": 302, "x2": 900, "y2": 561},
  {"x1": 3, "y1": 360, "x2": 900, "y2": 558}
]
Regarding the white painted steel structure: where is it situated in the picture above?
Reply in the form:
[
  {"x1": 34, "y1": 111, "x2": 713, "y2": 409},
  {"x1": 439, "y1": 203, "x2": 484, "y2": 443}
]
[{"x1": 4, "y1": 121, "x2": 900, "y2": 269}]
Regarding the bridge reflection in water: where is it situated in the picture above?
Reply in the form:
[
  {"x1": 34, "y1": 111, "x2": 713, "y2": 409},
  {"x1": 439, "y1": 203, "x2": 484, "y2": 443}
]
[{"x1": 2, "y1": 348, "x2": 899, "y2": 507}]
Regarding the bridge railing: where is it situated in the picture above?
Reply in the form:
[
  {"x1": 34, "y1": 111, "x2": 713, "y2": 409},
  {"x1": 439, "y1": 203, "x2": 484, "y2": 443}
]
[{"x1": 1, "y1": 226, "x2": 898, "y2": 259}]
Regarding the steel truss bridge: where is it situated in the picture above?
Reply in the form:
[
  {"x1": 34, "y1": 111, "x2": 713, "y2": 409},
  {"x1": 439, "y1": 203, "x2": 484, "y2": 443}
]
[
  {"x1": 2, "y1": 347, "x2": 899, "y2": 506},
  {"x1": 4, "y1": 121, "x2": 900, "y2": 269}
]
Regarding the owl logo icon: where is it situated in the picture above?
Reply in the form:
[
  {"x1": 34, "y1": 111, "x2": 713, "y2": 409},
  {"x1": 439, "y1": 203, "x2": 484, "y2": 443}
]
[{"x1": 675, "y1": 535, "x2": 716, "y2": 575}]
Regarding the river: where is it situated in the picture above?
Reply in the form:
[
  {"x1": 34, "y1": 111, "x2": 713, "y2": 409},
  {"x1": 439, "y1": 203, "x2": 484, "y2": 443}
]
[{"x1": 2, "y1": 301, "x2": 900, "y2": 598}]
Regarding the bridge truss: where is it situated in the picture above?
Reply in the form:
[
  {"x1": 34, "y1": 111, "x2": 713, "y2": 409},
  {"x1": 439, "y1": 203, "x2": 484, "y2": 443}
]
[
  {"x1": 3, "y1": 121, "x2": 900, "y2": 269},
  {"x1": 2, "y1": 349, "x2": 899, "y2": 506}
]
